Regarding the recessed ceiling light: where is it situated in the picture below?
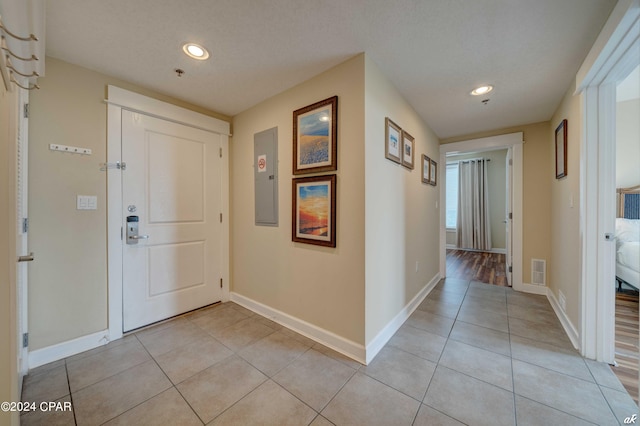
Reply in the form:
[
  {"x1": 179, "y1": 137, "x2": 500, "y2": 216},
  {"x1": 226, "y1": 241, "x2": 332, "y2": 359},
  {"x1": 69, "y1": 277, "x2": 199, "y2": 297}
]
[
  {"x1": 182, "y1": 43, "x2": 210, "y2": 60},
  {"x1": 471, "y1": 85, "x2": 493, "y2": 96}
]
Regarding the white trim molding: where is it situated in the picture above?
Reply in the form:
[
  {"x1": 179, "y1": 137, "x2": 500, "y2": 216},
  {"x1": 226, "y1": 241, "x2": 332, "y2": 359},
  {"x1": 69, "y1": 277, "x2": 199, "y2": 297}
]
[
  {"x1": 29, "y1": 330, "x2": 109, "y2": 369},
  {"x1": 547, "y1": 289, "x2": 580, "y2": 350},
  {"x1": 365, "y1": 273, "x2": 440, "y2": 364},
  {"x1": 231, "y1": 272, "x2": 441, "y2": 366},
  {"x1": 106, "y1": 86, "x2": 231, "y2": 343},
  {"x1": 230, "y1": 292, "x2": 366, "y2": 364},
  {"x1": 519, "y1": 282, "x2": 549, "y2": 296},
  {"x1": 575, "y1": 0, "x2": 639, "y2": 363}
]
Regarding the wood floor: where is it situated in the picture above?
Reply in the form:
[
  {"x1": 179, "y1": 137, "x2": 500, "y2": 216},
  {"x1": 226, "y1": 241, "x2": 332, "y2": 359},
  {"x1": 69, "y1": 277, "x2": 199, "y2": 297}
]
[
  {"x1": 446, "y1": 249, "x2": 638, "y2": 403},
  {"x1": 446, "y1": 249, "x2": 508, "y2": 286},
  {"x1": 614, "y1": 288, "x2": 639, "y2": 403}
]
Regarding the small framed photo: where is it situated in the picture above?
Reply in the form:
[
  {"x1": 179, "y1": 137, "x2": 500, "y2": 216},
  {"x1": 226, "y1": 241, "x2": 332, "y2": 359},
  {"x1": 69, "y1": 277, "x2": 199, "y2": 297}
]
[
  {"x1": 292, "y1": 174, "x2": 337, "y2": 247},
  {"x1": 385, "y1": 117, "x2": 402, "y2": 164},
  {"x1": 429, "y1": 159, "x2": 437, "y2": 186},
  {"x1": 401, "y1": 131, "x2": 415, "y2": 169},
  {"x1": 555, "y1": 119, "x2": 567, "y2": 179},
  {"x1": 293, "y1": 96, "x2": 338, "y2": 175},
  {"x1": 421, "y1": 155, "x2": 431, "y2": 184}
]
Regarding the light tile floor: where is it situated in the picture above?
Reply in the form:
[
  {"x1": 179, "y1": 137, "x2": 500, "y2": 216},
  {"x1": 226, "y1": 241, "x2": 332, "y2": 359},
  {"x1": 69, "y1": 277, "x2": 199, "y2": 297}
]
[{"x1": 21, "y1": 278, "x2": 639, "y2": 425}]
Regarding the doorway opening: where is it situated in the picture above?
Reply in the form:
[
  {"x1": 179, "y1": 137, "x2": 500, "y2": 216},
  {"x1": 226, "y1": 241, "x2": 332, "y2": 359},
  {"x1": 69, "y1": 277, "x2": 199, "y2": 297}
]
[
  {"x1": 444, "y1": 148, "x2": 510, "y2": 287},
  {"x1": 439, "y1": 132, "x2": 525, "y2": 292},
  {"x1": 611, "y1": 65, "x2": 639, "y2": 403}
]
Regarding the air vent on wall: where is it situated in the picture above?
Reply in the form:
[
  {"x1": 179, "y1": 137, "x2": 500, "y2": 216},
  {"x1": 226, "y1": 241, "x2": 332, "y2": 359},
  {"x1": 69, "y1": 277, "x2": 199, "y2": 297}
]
[{"x1": 531, "y1": 259, "x2": 546, "y2": 285}]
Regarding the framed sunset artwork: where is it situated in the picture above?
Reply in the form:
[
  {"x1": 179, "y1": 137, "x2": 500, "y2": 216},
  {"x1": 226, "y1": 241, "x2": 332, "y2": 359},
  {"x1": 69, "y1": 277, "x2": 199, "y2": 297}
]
[{"x1": 292, "y1": 175, "x2": 337, "y2": 247}]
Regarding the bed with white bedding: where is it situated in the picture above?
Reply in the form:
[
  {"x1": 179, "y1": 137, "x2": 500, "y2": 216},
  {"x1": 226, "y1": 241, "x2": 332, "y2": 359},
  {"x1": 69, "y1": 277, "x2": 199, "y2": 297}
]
[
  {"x1": 616, "y1": 186, "x2": 640, "y2": 291},
  {"x1": 615, "y1": 218, "x2": 640, "y2": 291}
]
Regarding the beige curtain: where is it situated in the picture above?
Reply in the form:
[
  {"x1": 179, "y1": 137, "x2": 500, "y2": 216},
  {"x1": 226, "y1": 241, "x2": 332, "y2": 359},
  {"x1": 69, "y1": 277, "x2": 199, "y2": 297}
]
[{"x1": 456, "y1": 159, "x2": 492, "y2": 250}]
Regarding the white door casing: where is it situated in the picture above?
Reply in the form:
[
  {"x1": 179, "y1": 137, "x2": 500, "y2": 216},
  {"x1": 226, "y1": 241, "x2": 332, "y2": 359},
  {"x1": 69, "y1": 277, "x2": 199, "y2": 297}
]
[
  {"x1": 107, "y1": 86, "x2": 230, "y2": 340},
  {"x1": 121, "y1": 111, "x2": 222, "y2": 331},
  {"x1": 575, "y1": 0, "x2": 639, "y2": 362},
  {"x1": 505, "y1": 148, "x2": 513, "y2": 286}
]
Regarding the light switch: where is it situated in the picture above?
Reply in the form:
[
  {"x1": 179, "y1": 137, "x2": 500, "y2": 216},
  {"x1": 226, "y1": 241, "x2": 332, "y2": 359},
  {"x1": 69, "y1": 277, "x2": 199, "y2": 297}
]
[{"x1": 77, "y1": 195, "x2": 98, "y2": 210}]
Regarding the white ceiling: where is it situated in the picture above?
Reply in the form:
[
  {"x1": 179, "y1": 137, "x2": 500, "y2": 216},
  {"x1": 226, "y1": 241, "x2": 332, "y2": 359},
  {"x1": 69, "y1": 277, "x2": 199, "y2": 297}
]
[{"x1": 44, "y1": 0, "x2": 617, "y2": 139}]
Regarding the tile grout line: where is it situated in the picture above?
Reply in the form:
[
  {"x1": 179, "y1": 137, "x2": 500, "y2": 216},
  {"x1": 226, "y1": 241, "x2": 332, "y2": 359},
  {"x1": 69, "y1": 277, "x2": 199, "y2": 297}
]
[
  {"x1": 417, "y1": 278, "x2": 472, "y2": 425},
  {"x1": 64, "y1": 359, "x2": 79, "y2": 426}
]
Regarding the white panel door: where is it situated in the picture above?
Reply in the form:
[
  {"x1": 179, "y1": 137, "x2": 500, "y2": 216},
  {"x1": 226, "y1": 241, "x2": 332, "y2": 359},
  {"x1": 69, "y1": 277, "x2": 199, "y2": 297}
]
[
  {"x1": 122, "y1": 111, "x2": 222, "y2": 331},
  {"x1": 16, "y1": 89, "x2": 29, "y2": 387}
]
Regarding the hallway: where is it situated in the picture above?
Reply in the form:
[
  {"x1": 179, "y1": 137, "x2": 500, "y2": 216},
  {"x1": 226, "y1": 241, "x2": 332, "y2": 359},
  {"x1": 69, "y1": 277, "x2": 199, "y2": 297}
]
[{"x1": 20, "y1": 279, "x2": 637, "y2": 425}]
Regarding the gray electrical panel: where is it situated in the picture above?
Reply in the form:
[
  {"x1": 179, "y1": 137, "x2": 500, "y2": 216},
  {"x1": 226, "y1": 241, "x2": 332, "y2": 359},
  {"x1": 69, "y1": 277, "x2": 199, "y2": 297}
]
[{"x1": 254, "y1": 127, "x2": 279, "y2": 226}]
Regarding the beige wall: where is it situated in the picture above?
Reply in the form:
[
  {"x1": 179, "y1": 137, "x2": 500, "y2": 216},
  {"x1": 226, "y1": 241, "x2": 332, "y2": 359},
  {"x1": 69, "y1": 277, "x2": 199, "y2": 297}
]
[
  {"x1": 616, "y1": 99, "x2": 640, "y2": 188},
  {"x1": 441, "y1": 122, "x2": 552, "y2": 286},
  {"x1": 446, "y1": 149, "x2": 508, "y2": 249},
  {"x1": 364, "y1": 56, "x2": 441, "y2": 344},
  {"x1": 548, "y1": 80, "x2": 582, "y2": 327},
  {"x1": 230, "y1": 55, "x2": 366, "y2": 344},
  {"x1": 1, "y1": 84, "x2": 19, "y2": 426},
  {"x1": 28, "y1": 57, "x2": 229, "y2": 350}
]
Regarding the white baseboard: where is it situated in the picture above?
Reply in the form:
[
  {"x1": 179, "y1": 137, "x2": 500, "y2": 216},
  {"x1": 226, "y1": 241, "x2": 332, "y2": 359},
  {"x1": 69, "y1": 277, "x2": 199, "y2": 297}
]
[
  {"x1": 364, "y1": 273, "x2": 441, "y2": 364},
  {"x1": 29, "y1": 329, "x2": 110, "y2": 369},
  {"x1": 230, "y1": 293, "x2": 366, "y2": 364},
  {"x1": 447, "y1": 247, "x2": 506, "y2": 254},
  {"x1": 546, "y1": 289, "x2": 580, "y2": 350},
  {"x1": 515, "y1": 282, "x2": 549, "y2": 295}
]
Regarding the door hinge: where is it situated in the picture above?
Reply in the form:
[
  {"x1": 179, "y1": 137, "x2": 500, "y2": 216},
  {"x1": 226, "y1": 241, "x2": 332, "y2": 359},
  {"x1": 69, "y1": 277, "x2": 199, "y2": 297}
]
[
  {"x1": 120, "y1": 226, "x2": 123, "y2": 240},
  {"x1": 219, "y1": 147, "x2": 222, "y2": 158},
  {"x1": 508, "y1": 265, "x2": 513, "y2": 273},
  {"x1": 23, "y1": 103, "x2": 29, "y2": 118},
  {"x1": 508, "y1": 212, "x2": 512, "y2": 219},
  {"x1": 22, "y1": 333, "x2": 28, "y2": 348},
  {"x1": 220, "y1": 278, "x2": 223, "y2": 288},
  {"x1": 508, "y1": 159, "x2": 512, "y2": 166},
  {"x1": 220, "y1": 213, "x2": 222, "y2": 223},
  {"x1": 22, "y1": 218, "x2": 28, "y2": 233}
]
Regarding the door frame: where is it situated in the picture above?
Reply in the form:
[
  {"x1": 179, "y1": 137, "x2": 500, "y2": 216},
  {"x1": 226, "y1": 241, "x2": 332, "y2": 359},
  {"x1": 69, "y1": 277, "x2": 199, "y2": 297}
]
[
  {"x1": 16, "y1": 88, "x2": 29, "y2": 385},
  {"x1": 505, "y1": 147, "x2": 513, "y2": 286},
  {"x1": 575, "y1": 0, "x2": 640, "y2": 362},
  {"x1": 439, "y1": 132, "x2": 530, "y2": 292},
  {"x1": 106, "y1": 86, "x2": 231, "y2": 341}
]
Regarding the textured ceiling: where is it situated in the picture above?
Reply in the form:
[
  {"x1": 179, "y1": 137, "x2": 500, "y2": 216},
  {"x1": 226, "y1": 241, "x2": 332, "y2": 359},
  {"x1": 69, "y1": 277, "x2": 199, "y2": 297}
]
[{"x1": 44, "y1": 0, "x2": 617, "y2": 138}]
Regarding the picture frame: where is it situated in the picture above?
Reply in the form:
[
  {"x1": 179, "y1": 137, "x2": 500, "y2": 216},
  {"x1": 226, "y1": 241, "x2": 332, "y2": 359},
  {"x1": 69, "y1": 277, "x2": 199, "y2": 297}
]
[
  {"x1": 555, "y1": 119, "x2": 567, "y2": 179},
  {"x1": 385, "y1": 117, "x2": 402, "y2": 164},
  {"x1": 401, "y1": 131, "x2": 415, "y2": 169},
  {"x1": 429, "y1": 158, "x2": 437, "y2": 186},
  {"x1": 292, "y1": 174, "x2": 337, "y2": 247},
  {"x1": 421, "y1": 155, "x2": 431, "y2": 184},
  {"x1": 293, "y1": 96, "x2": 338, "y2": 175}
]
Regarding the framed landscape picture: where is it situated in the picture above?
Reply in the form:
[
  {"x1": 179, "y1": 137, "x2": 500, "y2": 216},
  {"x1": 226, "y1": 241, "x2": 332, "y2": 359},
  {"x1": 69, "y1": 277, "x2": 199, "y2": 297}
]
[
  {"x1": 293, "y1": 96, "x2": 338, "y2": 175},
  {"x1": 385, "y1": 117, "x2": 402, "y2": 164},
  {"x1": 555, "y1": 119, "x2": 567, "y2": 179},
  {"x1": 402, "y1": 131, "x2": 415, "y2": 169},
  {"x1": 422, "y1": 155, "x2": 431, "y2": 184},
  {"x1": 429, "y1": 158, "x2": 437, "y2": 186},
  {"x1": 292, "y1": 174, "x2": 337, "y2": 247}
]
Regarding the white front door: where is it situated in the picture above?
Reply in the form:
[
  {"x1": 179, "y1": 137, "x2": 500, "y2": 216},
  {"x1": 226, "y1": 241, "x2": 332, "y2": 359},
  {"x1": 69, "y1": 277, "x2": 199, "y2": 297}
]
[
  {"x1": 122, "y1": 110, "x2": 222, "y2": 331},
  {"x1": 16, "y1": 89, "x2": 29, "y2": 386}
]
